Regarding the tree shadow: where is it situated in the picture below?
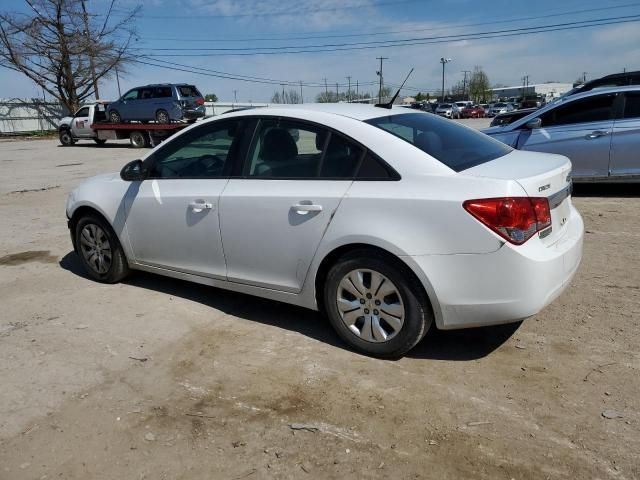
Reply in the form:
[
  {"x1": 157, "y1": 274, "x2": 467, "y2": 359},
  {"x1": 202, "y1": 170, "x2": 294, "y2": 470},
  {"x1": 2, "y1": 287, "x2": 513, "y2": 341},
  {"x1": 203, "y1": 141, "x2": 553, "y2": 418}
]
[
  {"x1": 59, "y1": 251, "x2": 517, "y2": 361},
  {"x1": 573, "y1": 183, "x2": 640, "y2": 198}
]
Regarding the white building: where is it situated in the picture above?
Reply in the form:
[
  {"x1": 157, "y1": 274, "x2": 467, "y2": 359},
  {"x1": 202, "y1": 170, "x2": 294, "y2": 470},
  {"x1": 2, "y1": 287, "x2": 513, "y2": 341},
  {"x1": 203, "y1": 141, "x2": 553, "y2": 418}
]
[{"x1": 490, "y1": 82, "x2": 573, "y2": 102}]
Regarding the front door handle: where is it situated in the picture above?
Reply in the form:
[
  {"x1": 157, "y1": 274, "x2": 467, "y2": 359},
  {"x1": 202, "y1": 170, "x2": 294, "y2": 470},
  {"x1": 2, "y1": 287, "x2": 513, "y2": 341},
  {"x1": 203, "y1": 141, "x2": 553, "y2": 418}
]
[
  {"x1": 292, "y1": 203, "x2": 323, "y2": 214},
  {"x1": 189, "y1": 201, "x2": 213, "y2": 212},
  {"x1": 586, "y1": 130, "x2": 609, "y2": 139}
]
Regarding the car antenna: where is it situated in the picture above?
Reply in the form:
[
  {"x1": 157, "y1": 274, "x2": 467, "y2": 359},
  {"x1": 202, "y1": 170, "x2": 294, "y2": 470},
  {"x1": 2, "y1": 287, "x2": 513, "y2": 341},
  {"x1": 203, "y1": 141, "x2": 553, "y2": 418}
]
[{"x1": 375, "y1": 68, "x2": 414, "y2": 109}]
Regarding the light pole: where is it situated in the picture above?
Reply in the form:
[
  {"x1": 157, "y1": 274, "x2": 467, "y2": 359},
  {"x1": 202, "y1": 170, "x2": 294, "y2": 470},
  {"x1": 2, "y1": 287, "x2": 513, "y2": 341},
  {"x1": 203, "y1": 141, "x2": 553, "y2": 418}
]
[{"x1": 440, "y1": 57, "x2": 452, "y2": 103}]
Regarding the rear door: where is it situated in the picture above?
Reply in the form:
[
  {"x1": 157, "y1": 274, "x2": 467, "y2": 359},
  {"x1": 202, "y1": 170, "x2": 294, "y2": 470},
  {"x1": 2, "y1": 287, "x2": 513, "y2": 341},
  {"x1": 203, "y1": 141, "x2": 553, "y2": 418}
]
[
  {"x1": 517, "y1": 93, "x2": 616, "y2": 178},
  {"x1": 219, "y1": 117, "x2": 362, "y2": 292},
  {"x1": 609, "y1": 91, "x2": 640, "y2": 178}
]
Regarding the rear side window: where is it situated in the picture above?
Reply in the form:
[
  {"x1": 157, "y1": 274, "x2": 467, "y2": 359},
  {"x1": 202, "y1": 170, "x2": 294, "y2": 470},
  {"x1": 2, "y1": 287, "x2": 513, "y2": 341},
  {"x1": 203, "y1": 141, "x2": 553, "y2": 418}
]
[
  {"x1": 366, "y1": 112, "x2": 512, "y2": 172},
  {"x1": 154, "y1": 87, "x2": 173, "y2": 98},
  {"x1": 541, "y1": 94, "x2": 615, "y2": 126},
  {"x1": 623, "y1": 92, "x2": 640, "y2": 119},
  {"x1": 178, "y1": 85, "x2": 202, "y2": 98}
]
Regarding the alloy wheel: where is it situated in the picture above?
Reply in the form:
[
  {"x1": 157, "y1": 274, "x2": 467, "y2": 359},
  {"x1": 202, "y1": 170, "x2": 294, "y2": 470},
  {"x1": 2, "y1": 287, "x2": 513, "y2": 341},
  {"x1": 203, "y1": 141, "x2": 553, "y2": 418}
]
[
  {"x1": 80, "y1": 223, "x2": 112, "y2": 274},
  {"x1": 336, "y1": 269, "x2": 405, "y2": 343}
]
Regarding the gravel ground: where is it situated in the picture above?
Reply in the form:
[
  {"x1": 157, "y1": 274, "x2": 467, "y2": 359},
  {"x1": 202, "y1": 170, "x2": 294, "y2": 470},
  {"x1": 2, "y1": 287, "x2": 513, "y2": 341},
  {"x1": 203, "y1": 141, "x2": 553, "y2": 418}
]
[{"x1": 0, "y1": 128, "x2": 638, "y2": 479}]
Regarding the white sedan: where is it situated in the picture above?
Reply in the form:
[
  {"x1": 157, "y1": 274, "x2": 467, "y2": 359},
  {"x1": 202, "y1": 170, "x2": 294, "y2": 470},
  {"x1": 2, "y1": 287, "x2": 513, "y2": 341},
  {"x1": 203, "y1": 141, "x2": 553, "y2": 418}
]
[{"x1": 66, "y1": 104, "x2": 583, "y2": 357}]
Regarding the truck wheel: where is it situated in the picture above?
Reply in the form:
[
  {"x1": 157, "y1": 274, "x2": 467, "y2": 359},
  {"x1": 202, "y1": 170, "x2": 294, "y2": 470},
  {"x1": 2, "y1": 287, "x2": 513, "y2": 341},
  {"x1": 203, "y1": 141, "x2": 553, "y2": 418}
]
[
  {"x1": 94, "y1": 138, "x2": 107, "y2": 146},
  {"x1": 156, "y1": 109, "x2": 170, "y2": 124},
  {"x1": 59, "y1": 129, "x2": 75, "y2": 146},
  {"x1": 109, "y1": 110, "x2": 122, "y2": 123},
  {"x1": 130, "y1": 130, "x2": 149, "y2": 148}
]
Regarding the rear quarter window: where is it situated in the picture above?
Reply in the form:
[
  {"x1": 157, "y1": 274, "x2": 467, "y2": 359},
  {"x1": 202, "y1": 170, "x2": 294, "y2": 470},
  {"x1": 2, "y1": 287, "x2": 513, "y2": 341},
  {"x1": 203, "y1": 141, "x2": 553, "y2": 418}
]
[{"x1": 366, "y1": 112, "x2": 512, "y2": 172}]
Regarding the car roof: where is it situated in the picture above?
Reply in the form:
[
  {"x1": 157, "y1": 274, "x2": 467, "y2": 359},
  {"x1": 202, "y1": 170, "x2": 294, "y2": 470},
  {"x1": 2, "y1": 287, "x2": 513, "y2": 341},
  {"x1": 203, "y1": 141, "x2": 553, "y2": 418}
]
[{"x1": 222, "y1": 103, "x2": 417, "y2": 121}]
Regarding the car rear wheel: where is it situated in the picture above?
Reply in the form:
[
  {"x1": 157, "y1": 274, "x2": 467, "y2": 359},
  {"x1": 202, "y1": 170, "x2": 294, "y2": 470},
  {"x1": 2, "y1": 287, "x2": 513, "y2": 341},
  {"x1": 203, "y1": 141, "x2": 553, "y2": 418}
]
[
  {"x1": 130, "y1": 130, "x2": 149, "y2": 148},
  {"x1": 324, "y1": 250, "x2": 432, "y2": 358},
  {"x1": 109, "y1": 110, "x2": 122, "y2": 123},
  {"x1": 156, "y1": 109, "x2": 170, "y2": 124},
  {"x1": 93, "y1": 138, "x2": 107, "y2": 146},
  {"x1": 59, "y1": 129, "x2": 75, "y2": 146},
  {"x1": 75, "y1": 214, "x2": 129, "y2": 283}
]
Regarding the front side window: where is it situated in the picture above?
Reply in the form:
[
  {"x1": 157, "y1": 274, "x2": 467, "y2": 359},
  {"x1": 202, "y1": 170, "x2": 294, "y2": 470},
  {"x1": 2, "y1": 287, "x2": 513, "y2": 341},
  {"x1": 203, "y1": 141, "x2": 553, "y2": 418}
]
[
  {"x1": 122, "y1": 89, "x2": 139, "y2": 101},
  {"x1": 366, "y1": 112, "x2": 512, "y2": 172},
  {"x1": 541, "y1": 94, "x2": 615, "y2": 127},
  {"x1": 148, "y1": 120, "x2": 242, "y2": 179},
  {"x1": 244, "y1": 119, "x2": 362, "y2": 179},
  {"x1": 623, "y1": 92, "x2": 640, "y2": 119},
  {"x1": 75, "y1": 107, "x2": 89, "y2": 118}
]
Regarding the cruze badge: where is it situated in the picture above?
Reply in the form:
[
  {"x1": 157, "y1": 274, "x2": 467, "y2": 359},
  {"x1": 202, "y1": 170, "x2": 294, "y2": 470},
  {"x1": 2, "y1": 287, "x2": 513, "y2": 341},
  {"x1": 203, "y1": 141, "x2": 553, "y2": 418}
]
[{"x1": 538, "y1": 184, "x2": 551, "y2": 192}]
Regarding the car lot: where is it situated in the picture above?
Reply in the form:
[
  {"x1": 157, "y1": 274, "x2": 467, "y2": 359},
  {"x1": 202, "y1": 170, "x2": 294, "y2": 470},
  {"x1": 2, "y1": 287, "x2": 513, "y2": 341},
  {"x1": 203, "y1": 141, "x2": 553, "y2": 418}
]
[{"x1": 0, "y1": 128, "x2": 639, "y2": 479}]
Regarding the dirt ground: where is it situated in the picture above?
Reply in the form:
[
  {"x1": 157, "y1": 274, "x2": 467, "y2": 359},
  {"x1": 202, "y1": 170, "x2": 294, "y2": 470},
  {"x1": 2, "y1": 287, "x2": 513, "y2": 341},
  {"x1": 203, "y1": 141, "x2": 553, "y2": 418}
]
[{"x1": 0, "y1": 131, "x2": 638, "y2": 479}]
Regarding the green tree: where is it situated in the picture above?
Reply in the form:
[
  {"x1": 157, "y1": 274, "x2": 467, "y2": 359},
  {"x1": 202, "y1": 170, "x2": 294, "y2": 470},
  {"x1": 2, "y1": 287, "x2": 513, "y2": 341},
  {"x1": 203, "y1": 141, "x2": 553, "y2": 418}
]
[
  {"x1": 469, "y1": 66, "x2": 492, "y2": 103},
  {"x1": 204, "y1": 93, "x2": 218, "y2": 102}
]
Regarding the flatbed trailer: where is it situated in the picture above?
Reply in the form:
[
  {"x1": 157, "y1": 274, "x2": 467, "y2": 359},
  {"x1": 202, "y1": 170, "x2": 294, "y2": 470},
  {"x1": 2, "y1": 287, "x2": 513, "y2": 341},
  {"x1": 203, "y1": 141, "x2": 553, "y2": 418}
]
[{"x1": 58, "y1": 102, "x2": 191, "y2": 148}]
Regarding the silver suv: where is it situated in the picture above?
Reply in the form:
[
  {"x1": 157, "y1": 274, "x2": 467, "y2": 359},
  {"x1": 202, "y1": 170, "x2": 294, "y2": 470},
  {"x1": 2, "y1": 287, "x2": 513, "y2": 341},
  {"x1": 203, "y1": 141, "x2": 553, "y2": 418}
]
[{"x1": 107, "y1": 84, "x2": 205, "y2": 124}]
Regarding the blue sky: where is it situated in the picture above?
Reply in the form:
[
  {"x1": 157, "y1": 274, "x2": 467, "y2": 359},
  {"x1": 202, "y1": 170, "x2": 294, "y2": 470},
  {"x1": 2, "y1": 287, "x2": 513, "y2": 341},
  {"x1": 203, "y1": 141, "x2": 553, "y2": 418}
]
[{"x1": 1, "y1": 0, "x2": 639, "y2": 102}]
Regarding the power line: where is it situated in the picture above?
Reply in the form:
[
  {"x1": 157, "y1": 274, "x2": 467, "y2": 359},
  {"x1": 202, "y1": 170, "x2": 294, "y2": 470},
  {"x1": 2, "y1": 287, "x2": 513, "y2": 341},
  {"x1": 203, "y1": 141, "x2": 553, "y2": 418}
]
[
  {"x1": 135, "y1": 2, "x2": 640, "y2": 41},
  {"x1": 136, "y1": 14, "x2": 640, "y2": 56}
]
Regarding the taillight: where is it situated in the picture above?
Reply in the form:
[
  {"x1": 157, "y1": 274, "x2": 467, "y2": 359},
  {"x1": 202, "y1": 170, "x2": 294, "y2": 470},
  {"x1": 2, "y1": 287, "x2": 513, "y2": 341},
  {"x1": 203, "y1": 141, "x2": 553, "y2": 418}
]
[
  {"x1": 463, "y1": 197, "x2": 551, "y2": 245},
  {"x1": 195, "y1": 98, "x2": 204, "y2": 105}
]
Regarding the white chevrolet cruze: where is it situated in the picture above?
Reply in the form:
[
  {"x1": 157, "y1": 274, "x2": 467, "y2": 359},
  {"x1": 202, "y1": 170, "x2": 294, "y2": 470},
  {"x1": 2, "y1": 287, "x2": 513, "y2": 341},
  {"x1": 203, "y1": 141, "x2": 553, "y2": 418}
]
[{"x1": 66, "y1": 104, "x2": 583, "y2": 357}]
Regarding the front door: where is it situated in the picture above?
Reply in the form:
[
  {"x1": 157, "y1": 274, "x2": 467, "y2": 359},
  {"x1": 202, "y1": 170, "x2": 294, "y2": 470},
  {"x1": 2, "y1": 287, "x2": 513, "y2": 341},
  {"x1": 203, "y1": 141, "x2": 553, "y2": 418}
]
[
  {"x1": 124, "y1": 118, "x2": 245, "y2": 278},
  {"x1": 517, "y1": 93, "x2": 616, "y2": 179},
  {"x1": 220, "y1": 118, "x2": 363, "y2": 292},
  {"x1": 71, "y1": 107, "x2": 92, "y2": 138},
  {"x1": 610, "y1": 91, "x2": 640, "y2": 178}
]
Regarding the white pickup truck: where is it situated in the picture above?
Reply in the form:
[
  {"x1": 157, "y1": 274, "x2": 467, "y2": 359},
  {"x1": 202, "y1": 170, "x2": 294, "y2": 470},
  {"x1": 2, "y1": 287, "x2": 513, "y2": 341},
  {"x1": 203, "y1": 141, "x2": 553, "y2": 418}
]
[{"x1": 58, "y1": 102, "x2": 188, "y2": 148}]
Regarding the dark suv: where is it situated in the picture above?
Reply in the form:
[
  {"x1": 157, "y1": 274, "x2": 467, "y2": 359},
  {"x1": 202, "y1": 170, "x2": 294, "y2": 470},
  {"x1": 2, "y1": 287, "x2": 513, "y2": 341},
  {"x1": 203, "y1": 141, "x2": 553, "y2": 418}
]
[{"x1": 107, "y1": 84, "x2": 205, "y2": 124}]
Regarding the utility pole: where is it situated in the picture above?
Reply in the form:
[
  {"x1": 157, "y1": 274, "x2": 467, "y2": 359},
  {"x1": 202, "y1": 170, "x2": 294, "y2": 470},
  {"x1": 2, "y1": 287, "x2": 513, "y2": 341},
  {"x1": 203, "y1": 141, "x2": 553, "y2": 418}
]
[
  {"x1": 115, "y1": 65, "x2": 122, "y2": 97},
  {"x1": 233, "y1": 89, "x2": 238, "y2": 106},
  {"x1": 80, "y1": 0, "x2": 99, "y2": 99},
  {"x1": 440, "y1": 57, "x2": 452, "y2": 103},
  {"x1": 346, "y1": 76, "x2": 352, "y2": 102},
  {"x1": 323, "y1": 78, "x2": 328, "y2": 98},
  {"x1": 462, "y1": 70, "x2": 471, "y2": 101},
  {"x1": 281, "y1": 84, "x2": 285, "y2": 103},
  {"x1": 582, "y1": 71, "x2": 588, "y2": 83},
  {"x1": 376, "y1": 56, "x2": 388, "y2": 104},
  {"x1": 336, "y1": 83, "x2": 339, "y2": 102},
  {"x1": 299, "y1": 81, "x2": 303, "y2": 103},
  {"x1": 356, "y1": 80, "x2": 359, "y2": 100}
]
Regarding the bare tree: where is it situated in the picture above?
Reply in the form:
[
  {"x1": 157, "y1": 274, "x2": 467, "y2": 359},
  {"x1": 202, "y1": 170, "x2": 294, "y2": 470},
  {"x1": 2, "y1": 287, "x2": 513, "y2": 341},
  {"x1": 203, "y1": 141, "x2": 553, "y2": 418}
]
[
  {"x1": 271, "y1": 89, "x2": 301, "y2": 104},
  {"x1": 468, "y1": 66, "x2": 492, "y2": 103},
  {"x1": 0, "y1": 0, "x2": 139, "y2": 112}
]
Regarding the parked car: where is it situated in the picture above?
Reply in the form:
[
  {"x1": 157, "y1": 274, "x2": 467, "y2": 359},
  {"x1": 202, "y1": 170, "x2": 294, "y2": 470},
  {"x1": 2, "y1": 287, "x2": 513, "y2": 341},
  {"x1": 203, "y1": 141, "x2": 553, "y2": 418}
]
[
  {"x1": 66, "y1": 103, "x2": 583, "y2": 357},
  {"x1": 106, "y1": 83, "x2": 205, "y2": 124},
  {"x1": 455, "y1": 101, "x2": 472, "y2": 110},
  {"x1": 489, "y1": 108, "x2": 537, "y2": 127},
  {"x1": 487, "y1": 102, "x2": 515, "y2": 117},
  {"x1": 461, "y1": 105, "x2": 486, "y2": 118},
  {"x1": 557, "y1": 70, "x2": 640, "y2": 102},
  {"x1": 435, "y1": 103, "x2": 461, "y2": 118},
  {"x1": 483, "y1": 86, "x2": 640, "y2": 182}
]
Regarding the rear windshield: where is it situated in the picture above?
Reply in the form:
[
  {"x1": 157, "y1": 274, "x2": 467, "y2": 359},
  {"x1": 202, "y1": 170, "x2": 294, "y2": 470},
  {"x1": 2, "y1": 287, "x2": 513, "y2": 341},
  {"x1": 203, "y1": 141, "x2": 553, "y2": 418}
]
[
  {"x1": 177, "y1": 85, "x2": 202, "y2": 98},
  {"x1": 366, "y1": 112, "x2": 512, "y2": 172}
]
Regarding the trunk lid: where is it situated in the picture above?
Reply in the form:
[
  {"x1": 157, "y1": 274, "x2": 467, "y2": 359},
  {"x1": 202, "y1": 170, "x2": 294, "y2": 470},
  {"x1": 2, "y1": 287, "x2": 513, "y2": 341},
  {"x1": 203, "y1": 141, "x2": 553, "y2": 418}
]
[{"x1": 462, "y1": 150, "x2": 573, "y2": 246}]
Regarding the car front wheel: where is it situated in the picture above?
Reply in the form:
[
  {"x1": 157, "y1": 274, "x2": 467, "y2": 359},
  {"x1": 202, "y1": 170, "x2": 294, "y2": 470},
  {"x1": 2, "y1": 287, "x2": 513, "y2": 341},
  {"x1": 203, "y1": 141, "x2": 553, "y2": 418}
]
[
  {"x1": 75, "y1": 214, "x2": 130, "y2": 283},
  {"x1": 324, "y1": 250, "x2": 432, "y2": 358}
]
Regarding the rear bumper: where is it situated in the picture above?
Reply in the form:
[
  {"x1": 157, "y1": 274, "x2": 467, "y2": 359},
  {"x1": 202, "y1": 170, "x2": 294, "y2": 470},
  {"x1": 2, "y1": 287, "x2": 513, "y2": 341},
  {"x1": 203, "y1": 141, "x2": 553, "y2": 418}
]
[
  {"x1": 182, "y1": 108, "x2": 206, "y2": 120},
  {"x1": 408, "y1": 206, "x2": 584, "y2": 330}
]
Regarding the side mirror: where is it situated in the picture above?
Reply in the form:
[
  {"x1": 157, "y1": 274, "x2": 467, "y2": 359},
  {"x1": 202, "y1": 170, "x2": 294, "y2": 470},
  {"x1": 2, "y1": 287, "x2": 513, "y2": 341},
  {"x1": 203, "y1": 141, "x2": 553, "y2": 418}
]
[
  {"x1": 120, "y1": 159, "x2": 147, "y2": 181},
  {"x1": 525, "y1": 118, "x2": 542, "y2": 129}
]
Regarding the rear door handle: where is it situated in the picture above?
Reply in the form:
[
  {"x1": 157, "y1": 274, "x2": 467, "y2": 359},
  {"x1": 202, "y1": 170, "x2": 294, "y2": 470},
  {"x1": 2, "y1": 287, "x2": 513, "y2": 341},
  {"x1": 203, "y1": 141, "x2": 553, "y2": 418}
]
[
  {"x1": 189, "y1": 201, "x2": 213, "y2": 211},
  {"x1": 586, "y1": 130, "x2": 610, "y2": 139},
  {"x1": 292, "y1": 203, "x2": 323, "y2": 214}
]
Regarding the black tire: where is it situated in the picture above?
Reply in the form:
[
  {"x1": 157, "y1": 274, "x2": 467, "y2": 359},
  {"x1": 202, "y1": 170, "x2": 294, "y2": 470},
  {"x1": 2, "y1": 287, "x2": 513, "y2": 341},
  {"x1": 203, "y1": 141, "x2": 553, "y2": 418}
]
[
  {"x1": 59, "y1": 129, "x2": 75, "y2": 146},
  {"x1": 109, "y1": 109, "x2": 122, "y2": 123},
  {"x1": 156, "y1": 109, "x2": 170, "y2": 124},
  {"x1": 187, "y1": 119, "x2": 197, "y2": 124},
  {"x1": 94, "y1": 138, "x2": 107, "y2": 146},
  {"x1": 75, "y1": 214, "x2": 130, "y2": 283},
  {"x1": 323, "y1": 249, "x2": 432, "y2": 358},
  {"x1": 130, "y1": 130, "x2": 149, "y2": 148}
]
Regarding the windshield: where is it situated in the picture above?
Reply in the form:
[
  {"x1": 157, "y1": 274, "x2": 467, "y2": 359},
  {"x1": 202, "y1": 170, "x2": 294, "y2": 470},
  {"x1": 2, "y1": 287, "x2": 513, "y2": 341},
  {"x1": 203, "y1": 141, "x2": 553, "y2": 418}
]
[
  {"x1": 366, "y1": 112, "x2": 512, "y2": 172},
  {"x1": 494, "y1": 103, "x2": 507, "y2": 108},
  {"x1": 439, "y1": 104, "x2": 452, "y2": 108}
]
